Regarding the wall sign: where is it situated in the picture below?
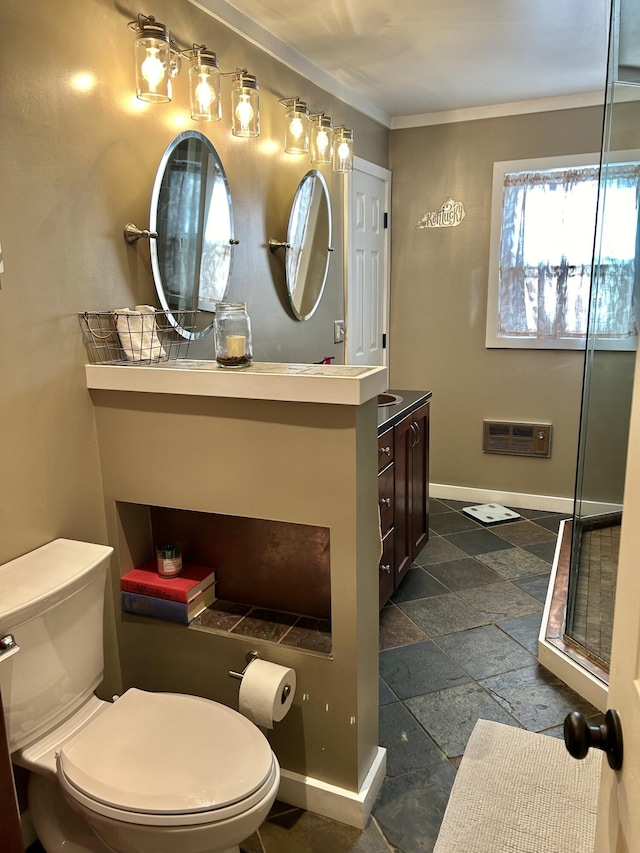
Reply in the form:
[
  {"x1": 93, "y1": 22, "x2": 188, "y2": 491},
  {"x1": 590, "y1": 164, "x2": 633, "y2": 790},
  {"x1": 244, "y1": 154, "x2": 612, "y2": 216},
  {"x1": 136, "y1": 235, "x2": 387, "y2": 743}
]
[{"x1": 416, "y1": 197, "x2": 466, "y2": 229}]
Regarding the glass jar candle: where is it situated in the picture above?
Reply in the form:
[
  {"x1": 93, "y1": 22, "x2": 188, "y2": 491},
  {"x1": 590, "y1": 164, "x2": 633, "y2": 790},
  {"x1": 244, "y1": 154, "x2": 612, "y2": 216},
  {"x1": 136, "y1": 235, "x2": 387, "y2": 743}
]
[
  {"x1": 156, "y1": 544, "x2": 182, "y2": 577},
  {"x1": 214, "y1": 302, "x2": 253, "y2": 368}
]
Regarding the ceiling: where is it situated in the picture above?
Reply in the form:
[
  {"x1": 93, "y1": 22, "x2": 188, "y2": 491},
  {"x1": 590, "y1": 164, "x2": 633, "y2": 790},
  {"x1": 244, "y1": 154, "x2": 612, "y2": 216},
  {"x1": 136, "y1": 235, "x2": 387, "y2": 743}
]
[{"x1": 196, "y1": 0, "x2": 611, "y2": 127}]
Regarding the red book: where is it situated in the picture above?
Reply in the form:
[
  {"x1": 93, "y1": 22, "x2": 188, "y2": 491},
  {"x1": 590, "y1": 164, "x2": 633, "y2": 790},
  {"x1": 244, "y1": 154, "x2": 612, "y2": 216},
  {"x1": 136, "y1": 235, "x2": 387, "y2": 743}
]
[{"x1": 120, "y1": 562, "x2": 216, "y2": 603}]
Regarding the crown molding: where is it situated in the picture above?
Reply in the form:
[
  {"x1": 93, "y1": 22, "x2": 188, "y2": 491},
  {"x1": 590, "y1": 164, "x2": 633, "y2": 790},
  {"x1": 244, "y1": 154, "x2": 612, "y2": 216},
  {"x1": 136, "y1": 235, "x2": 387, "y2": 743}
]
[{"x1": 391, "y1": 91, "x2": 606, "y2": 129}]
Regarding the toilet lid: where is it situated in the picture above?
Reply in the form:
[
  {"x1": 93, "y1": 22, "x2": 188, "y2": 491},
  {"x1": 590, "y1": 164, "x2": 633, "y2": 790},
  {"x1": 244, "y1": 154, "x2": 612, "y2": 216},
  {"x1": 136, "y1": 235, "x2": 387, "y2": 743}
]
[{"x1": 57, "y1": 688, "x2": 275, "y2": 815}]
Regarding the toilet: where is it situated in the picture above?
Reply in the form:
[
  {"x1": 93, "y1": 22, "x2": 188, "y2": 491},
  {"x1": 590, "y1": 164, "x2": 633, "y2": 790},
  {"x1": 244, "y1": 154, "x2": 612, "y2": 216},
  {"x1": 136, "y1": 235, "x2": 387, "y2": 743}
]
[{"x1": 0, "y1": 538, "x2": 281, "y2": 853}]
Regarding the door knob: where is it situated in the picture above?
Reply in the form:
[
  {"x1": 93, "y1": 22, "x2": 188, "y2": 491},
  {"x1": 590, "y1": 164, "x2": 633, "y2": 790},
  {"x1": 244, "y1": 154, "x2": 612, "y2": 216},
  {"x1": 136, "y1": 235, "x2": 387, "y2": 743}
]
[{"x1": 563, "y1": 708, "x2": 623, "y2": 770}]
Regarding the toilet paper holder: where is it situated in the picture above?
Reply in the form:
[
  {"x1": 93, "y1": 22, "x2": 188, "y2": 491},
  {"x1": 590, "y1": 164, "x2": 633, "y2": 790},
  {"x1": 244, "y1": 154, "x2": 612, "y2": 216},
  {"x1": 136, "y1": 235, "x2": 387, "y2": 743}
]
[{"x1": 228, "y1": 650, "x2": 292, "y2": 704}]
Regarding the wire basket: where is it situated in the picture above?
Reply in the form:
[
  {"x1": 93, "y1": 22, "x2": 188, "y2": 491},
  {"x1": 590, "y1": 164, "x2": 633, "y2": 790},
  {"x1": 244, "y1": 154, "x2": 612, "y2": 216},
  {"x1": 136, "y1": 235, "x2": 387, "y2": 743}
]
[{"x1": 79, "y1": 309, "x2": 197, "y2": 365}]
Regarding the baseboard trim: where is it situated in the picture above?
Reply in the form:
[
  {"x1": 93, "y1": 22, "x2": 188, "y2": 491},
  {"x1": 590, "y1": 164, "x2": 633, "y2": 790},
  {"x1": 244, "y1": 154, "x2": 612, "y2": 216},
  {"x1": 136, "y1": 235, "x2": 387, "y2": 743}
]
[
  {"x1": 430, "y1": 483, "x2": 574, "y2": 514},
  {"x1": 277, "y1": 747, "x2": 387, "y2": 829}
]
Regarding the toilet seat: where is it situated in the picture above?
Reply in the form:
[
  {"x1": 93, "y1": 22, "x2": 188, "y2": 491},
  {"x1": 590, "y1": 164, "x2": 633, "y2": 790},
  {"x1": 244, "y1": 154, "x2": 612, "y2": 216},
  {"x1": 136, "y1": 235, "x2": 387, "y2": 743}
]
[{"x1": 56, "y1": 688, "x2": 278, "y2": 827}]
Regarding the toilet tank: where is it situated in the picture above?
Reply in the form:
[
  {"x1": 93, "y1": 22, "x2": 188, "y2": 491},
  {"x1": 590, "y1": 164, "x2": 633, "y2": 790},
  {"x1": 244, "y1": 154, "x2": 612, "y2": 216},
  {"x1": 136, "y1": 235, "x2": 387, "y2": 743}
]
[{"x1": 0, "y1": 539, "x2": 113, "y2": 753}]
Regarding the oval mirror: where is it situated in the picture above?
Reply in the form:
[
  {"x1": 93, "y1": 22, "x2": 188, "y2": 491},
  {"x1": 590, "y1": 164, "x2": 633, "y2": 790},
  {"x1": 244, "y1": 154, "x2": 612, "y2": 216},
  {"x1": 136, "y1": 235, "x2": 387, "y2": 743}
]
[
  {"x1": 150, "y1": 130, "x2": 234, "y2": 339},
  {"x1": 285, "y1": 170, "x2": 332, "y2": 321}
]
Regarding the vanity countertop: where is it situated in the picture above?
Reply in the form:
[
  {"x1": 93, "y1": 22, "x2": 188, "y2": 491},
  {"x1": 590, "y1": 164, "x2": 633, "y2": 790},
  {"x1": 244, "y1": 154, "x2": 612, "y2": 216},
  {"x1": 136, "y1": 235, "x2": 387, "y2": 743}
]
[
  {"x1": 85, "y1": 360, "x2": 388, "y2": 406},
  {"x1": 377, "y1": 389, "x2": 432, "y2": 434}
]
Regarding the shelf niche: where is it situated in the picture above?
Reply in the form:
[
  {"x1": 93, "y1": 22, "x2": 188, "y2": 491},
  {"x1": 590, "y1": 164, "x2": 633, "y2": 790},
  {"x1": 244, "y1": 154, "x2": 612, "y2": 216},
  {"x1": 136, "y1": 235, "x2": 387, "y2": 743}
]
[{"x1": 119, "y1": 502, "x2": 331, "y2": 621}]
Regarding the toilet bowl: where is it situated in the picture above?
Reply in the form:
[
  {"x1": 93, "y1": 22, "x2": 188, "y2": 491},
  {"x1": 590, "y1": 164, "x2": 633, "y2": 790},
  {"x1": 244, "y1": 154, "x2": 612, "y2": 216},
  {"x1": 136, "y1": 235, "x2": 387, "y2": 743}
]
[{"x1": 0, "y1": 539, "x2": 282, "y2": 853}]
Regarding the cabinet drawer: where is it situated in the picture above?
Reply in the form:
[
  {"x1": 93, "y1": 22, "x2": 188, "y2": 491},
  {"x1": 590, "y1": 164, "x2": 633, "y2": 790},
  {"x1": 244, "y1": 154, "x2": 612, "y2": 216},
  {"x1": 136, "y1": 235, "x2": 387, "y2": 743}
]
[
  {"x1": 378, "y1": 428, "x2": 394, "y2": 472},
  {"x1": 377, "y1": 463, "x2": 394, "y2": 535}
]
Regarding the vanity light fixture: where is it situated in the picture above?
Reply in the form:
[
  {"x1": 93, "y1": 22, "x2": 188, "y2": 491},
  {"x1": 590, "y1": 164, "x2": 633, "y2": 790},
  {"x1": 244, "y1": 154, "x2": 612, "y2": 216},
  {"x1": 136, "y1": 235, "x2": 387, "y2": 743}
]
[
  {"x1": 310, "y1": 114, "x2": 333, "y2": 165},
  {"x1": 131, "y1": 13, "x2": 173, "y2": 103},
  {"x1": 188, "y1": 45, "x2": 221, "y2": 121},
  {"x1": 280, "y1": 98, "x2": 310, "y2": 154},
  {"x1": 231, "y1": 70, "x2": 260, "y2": 137},
  {"x1": 332, "y1": 126, "x2": 354, "y2": 173},
  {"x1": 129, "y1": 14, "x2": 259, "y2": 135}
]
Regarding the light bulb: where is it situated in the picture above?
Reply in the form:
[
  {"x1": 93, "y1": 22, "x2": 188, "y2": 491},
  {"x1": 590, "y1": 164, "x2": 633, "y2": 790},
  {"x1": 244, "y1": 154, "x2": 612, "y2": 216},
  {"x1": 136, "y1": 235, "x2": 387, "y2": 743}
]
[
  {"x1": 141, "y1": 48, "x2": 165, "y2": 91},
  {"x1": 337, "y1": 141, "x2": 350, "y2": 160},
  {"x1": 235, "y1": 95, "x2": 254, "y2": 130},
  {"x1": 195, "y1": 75, "x2": 213, "y2": 110},
  {"x1": 290, "y1": 116, "x2": 304, "y2": 140},
  {"x1": 316, "y1": 128, "x2": 329, "y2": 154}
]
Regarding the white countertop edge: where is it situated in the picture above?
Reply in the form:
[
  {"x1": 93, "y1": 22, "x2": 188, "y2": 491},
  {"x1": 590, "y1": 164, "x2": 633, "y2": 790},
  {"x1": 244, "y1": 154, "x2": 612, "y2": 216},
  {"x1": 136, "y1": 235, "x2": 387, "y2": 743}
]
[{"x1": 85, "y1": 362, "x2": 389, "y2": 406}]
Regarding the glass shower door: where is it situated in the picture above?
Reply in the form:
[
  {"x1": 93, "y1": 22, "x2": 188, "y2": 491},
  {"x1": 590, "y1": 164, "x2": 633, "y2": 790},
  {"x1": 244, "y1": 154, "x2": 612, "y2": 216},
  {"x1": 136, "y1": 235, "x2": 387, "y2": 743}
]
[{"x1": 565, "y1": 3, "x2": 640, "y2": 671}]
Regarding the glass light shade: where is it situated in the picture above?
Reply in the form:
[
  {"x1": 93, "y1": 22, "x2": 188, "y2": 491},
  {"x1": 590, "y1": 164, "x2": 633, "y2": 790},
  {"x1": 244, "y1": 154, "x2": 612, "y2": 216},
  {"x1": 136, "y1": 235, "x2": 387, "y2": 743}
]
[
  {"x1": 284, "y1": 100, "x2": 309, "y2": 154},
  {"x1": 189, "y1": 49, "x2": 221, "y2": 121},
  {"x1": 231, "y1": 72, "x2": 260, "y2": 137},
  {"x1": 310, "y1": 115, "x2": 333, "y2": 165},
  {"x1": 134, "y1": 18, "x2": 172, "y2": 103},
  {"x1": 333, "y1": 126, "x2": 354, "y2": 173}
]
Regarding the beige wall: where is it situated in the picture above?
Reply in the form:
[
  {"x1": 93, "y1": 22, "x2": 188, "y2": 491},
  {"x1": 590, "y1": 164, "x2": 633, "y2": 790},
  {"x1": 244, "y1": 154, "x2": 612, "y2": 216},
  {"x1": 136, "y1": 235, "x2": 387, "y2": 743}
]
[
  {"x1": 92, "y1": 392, "x2": 380, "y2": 791},
  {"x1": 0, "y1": 0, "x2": 387, "y2": 571},
  {"x1": 389, "y1": 106, "x2": 605, "y2": 500}
]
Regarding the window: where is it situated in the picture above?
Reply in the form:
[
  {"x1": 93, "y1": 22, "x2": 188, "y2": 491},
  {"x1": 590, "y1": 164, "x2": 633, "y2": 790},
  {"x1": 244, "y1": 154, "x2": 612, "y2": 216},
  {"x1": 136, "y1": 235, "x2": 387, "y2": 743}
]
[{"x1": 486, "y1": 153, "x2": 640, "y2": 350}]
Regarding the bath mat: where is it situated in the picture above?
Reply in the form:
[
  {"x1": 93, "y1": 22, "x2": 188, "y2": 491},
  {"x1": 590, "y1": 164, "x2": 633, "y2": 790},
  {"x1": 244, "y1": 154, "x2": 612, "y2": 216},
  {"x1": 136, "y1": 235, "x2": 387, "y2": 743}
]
[
  {"x1": 433, "y1": 720, "x2": 602, "y2": 853},
  {"x1": 462, "y1": 503, "x2": 521, "y2": 525}
]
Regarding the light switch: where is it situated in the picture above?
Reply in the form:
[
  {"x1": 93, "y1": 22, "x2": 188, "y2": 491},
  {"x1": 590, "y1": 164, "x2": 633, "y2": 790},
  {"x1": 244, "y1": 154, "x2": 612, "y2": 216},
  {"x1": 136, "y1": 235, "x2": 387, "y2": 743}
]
[{"x1": 334, "y1": 320, "x2": 345, "y2": 343}]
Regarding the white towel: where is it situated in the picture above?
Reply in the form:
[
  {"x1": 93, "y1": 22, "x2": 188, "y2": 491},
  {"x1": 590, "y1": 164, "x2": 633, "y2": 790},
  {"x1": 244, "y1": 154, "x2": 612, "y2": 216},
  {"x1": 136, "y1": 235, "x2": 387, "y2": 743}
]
[{"x1": 115, "y1": 305, "x2": 166, "y2": 362}]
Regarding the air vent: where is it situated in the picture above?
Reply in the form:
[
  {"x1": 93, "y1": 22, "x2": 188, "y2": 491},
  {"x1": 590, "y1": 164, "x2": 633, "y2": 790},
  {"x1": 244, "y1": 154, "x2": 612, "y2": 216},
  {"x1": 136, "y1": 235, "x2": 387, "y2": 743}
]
[{"x1": 483, "y1": 421, "x2": 552, "y2": 457}]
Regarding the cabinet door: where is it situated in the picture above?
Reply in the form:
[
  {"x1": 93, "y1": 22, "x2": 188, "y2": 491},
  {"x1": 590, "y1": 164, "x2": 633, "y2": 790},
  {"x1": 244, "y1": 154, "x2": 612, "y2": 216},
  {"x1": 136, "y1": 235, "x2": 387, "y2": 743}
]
[
  {"x1": 379, "y1": 528, "x2": 395, "y2": 609},
  {"x1": 409, "y1": 402, "x2": 430, "y2": 558},
  {"x1": 393, "y1": 413, "x2": 413, "y2": 586},
  {"x1": 378, "y1": 462, "x2": 394, "y2": 537}
]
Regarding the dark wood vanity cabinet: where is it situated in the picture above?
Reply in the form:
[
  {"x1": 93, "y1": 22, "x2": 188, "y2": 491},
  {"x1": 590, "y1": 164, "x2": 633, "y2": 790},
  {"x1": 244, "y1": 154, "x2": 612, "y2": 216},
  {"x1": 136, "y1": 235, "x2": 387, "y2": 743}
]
[
  {"x1": 377, "y1": 400, "x2": 430, "y2": 607},
  {"x1": 377, "y1": 429, "x2": 395, "y2": 608},
  {"x1": 395, "y1": 402, "x2": 430, "y2": 578}
]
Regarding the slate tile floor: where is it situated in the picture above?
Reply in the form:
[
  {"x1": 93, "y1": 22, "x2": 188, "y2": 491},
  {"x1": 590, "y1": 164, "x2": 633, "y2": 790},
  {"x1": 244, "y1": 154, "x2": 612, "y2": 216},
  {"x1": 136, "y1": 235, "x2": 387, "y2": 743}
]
[
  {"x1": 27, "y1": 499, "x2": 601, "y2": 853},
  {"x1": 239, "y1": 498, "x2": 601, "y2": 853}
]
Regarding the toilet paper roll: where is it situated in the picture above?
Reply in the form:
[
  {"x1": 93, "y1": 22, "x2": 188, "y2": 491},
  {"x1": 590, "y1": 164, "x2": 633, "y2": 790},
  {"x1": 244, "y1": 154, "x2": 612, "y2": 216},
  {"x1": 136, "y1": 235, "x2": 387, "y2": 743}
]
[{"x1": 238, "y1": 659, "x2": 296, "y2": 729}]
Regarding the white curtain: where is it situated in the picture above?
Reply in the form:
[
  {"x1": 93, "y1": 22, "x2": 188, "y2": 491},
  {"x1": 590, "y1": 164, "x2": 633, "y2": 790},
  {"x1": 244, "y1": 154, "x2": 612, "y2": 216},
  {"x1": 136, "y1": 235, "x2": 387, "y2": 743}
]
[{"x1": 498, "y1": 164, "x2": 640, "y2": 340}]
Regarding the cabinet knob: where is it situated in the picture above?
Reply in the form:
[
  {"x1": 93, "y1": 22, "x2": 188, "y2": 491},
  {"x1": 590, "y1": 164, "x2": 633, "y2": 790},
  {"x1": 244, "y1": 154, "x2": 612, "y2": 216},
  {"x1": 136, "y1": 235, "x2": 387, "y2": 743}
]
[
  {"x1": 379, "y1": 446, "x2": 391, "y2": 456},
  {"x1": 380, "y1": 564, "x2": 391, "y2": 574},
  {"x1": 379, "y1": 497, "x2": 391, "y2": 507}
]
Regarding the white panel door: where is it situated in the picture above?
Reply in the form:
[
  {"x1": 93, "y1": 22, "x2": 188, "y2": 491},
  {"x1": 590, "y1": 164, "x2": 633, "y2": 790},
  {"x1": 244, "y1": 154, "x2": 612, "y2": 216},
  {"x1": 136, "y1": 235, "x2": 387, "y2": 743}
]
[
  {"x1": 594, "y1": 338, "x2": 640, "y2": 852},
  {"x1": 345, "y1": 159, "x2": 391, "y2": 367}
]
